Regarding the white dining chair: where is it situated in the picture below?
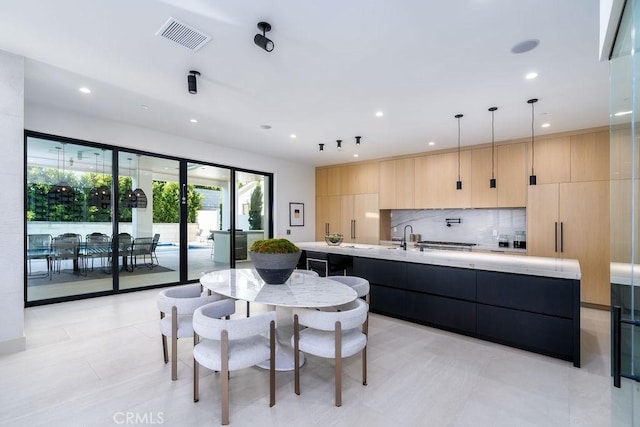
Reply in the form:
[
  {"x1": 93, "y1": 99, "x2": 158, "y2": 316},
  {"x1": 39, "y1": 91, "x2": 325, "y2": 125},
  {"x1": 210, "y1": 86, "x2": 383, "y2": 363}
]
[
  {"x1": 157, "y1": 284, "x2": 234, "y2": 381},
  {"x1": 327, "y1": 275, "x2": 370, "y2": 304},
  {"x1": 292, "y1": 298, "x2": 369, "y2": 406},
  {"x1": 193, "y1": 300, "x2": 277, "y2": 425},
  {"x1": 294, "y1": 269, "x2": 319, "y2": 277}
]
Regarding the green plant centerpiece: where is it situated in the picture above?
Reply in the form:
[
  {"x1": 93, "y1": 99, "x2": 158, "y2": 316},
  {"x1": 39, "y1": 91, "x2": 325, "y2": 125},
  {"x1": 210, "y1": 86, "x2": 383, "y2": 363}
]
[{"x1": 248, "y1": 238, "x2": 301, "y2": 284}]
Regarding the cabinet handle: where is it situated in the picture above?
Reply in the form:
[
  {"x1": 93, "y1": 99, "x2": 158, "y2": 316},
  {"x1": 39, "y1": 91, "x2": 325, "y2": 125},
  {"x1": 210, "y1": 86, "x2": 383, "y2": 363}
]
[
  {"x1": 352, "y1": 219, "x2": 356, "y2": 239},
  {"x1": 325, "y1": 222, "x2": 329, "y2": 235},
  {"x1": 560, "y1": 222, "x2": 564, "y2": 253},
  {"x1": 554, "y1": 222, "x2": 558, "y2": 253}
]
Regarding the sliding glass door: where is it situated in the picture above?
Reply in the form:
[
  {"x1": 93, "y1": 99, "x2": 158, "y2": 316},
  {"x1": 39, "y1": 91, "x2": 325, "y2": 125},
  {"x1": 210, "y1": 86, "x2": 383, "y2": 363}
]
[
  {"x1": 610, "y1": 1, "x2": 640, "y2": 424},
  {"x1": 26, "y1": 136, "x2": 114, "y2": 301},
  {"x1": 186, "y1": 162, "x2": 231, "y2": 280},
  {"x1": 117, "y1": 152, "x2": 180, "y2": 290},
  {"x1": 25, "y1": 132, "x2": 274, "y2": 305},
  {"x1": 235, "y1": 170, "x2": 272, "y2": 269}
]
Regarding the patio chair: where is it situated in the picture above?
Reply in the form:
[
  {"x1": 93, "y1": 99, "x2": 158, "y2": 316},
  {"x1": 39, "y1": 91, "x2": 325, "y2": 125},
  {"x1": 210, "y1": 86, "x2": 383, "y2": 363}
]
[
  {"x1": 27, "y1": 234, "x2": 52, "y2": 277},
  {"x1": 130, "y1": 235, "x2": 158, "y2": 269},
  {"x1": 49, "y1": 234, "x2": 81, "y2": 278},
  {"x1": 83, "y1": 233, "x2": 111, "y2": 274}
]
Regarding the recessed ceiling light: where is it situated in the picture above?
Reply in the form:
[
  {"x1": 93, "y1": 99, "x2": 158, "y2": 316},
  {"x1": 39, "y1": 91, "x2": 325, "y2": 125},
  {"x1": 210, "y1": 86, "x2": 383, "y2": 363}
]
[
  {"x1": 375, "y1": 111, "x2": 384, "y2": 117},
  {"x1": 541, "y1": 123, "x2": 550, "y2": 128},
  {"x1": 141, "y1": 104, "x2": 150, "y2": 110},
  {"x1": 190, "y1": 119, "x2": 198, "y2": 123},
  {"x1": 290, "y1": 134, "x2": 296, "y2": 139},
  {"x1": 511, "y1": 39, "x2": 539, "y2": 54},
  {"x1": 261, "y1": 124, "x2": 272, "y2": 129},
  {"x1": 525, "y1": 72, "x2": 538, "y2": 80},
  {"x1": 353, "y1": 154, "x2": 359, "y2": 158},
  {"x1": 79, "y1": 87, "x2": 91, "y2": 94},
  {"x1": 614, "y1": 110, "x2": 632, "y2": 116},
  {"x1": 428, "y1": 141, "x2": 436, "y2": 146}
]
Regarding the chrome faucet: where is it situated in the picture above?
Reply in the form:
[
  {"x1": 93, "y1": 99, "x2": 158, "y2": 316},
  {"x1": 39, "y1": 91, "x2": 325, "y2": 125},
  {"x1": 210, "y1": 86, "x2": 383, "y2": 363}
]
[{"x1": 401, "y1": 224, "x2": 413, "y2": 250}]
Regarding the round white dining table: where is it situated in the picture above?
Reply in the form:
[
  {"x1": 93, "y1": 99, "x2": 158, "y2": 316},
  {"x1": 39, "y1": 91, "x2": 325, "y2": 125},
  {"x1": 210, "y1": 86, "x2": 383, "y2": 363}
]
[{"x1": 200, "y1": 268, "x2": 358, "y2": 370}]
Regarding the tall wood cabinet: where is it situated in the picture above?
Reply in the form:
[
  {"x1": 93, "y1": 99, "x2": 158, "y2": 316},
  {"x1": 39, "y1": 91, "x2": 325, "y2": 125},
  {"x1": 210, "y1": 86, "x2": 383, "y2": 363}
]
[
  {"x1": 315, "y1": 163, "x2": 379, "y2": 243},
  {"x1": 340, "y1": 193, "x2": 379, "y2": 244},
  {"x1": 526, "y1": 130, "x2": 610, "y2": 306},
  {"x1": 527, "y1": 182, "x2": 609, "y2": 305}
]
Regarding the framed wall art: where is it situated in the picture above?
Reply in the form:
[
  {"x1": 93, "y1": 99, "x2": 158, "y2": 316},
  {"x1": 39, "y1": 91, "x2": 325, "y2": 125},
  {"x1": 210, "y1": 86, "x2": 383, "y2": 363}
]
[{"x1": 289, "y1": 202, "x2": 304, "y2": 227}]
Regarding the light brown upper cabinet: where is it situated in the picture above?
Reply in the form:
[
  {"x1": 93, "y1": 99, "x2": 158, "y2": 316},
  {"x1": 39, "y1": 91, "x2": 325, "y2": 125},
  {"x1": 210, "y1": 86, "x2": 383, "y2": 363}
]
[
  {"x1": 570, "y1": 131, "x2": 609, "y2": 182},
  {"x1": 496, "y1": 142, "x2": 527, "y2": 207},
  {"x1": 378, "y1": 160, "x2": 395, "y2": 209},
  {"x1": 437, "y1": 151, "x2": 471, "y2": 208},
  {"x1": 414, "y1": 154, "x2": 439, "y2": 208},
  {"x1": 414, "y1": 151, "x2": 471, "y2": 208},
  {"x1": 327, "y1": 166, "x2": 342, "y2": 195},
  {"x1": 316, "y1": 168, "x2": 328, "y2": 197},
  {"x1": 379, "y1": 158, "x2": 415, "y2": 209},
  {"x1": 529, "y1": 136, "x2": 571, "y2": 184},
  {"x1": 471, "y1": 147, "x2": 497, "y2": 207},
  {"x1": 341, "y1": 163, "x2": 378, "y2": 195}
]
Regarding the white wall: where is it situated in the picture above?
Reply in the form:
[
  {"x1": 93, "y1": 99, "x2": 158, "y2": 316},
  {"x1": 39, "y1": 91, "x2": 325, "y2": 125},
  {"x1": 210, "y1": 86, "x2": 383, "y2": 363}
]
[{"x1": 0, "y1": 51, "x2": 25, "y2": 354}]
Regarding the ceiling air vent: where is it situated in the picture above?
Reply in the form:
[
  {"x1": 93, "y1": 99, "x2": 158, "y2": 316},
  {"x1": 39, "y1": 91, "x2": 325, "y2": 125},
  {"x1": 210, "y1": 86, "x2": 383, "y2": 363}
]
[{"x1": 156, "y1": 17, "x2": 212, "y2": 51}]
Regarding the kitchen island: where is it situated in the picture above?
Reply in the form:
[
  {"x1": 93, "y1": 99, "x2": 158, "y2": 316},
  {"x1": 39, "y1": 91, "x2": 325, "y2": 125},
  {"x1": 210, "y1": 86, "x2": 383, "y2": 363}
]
[{"x1": 297, "y1": 241, "x2": 581, "y2": 367}]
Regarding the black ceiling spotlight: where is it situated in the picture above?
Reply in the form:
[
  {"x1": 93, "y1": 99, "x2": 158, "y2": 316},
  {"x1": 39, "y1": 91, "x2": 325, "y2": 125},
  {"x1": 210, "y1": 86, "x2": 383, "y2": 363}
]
[
  {"x1": 188, "y1": 70, "x2": 200, "y2": 94},
  {"x1": 319, "y1": 143, "x2": 324, "y2": 152},
  {"x1": 337, "y1": 139, "x2": 342, "y2": 150},
  {"x1": 355, "y1": 136, "x2": 361, "y2": 146},
  {"x1": 254, "y1": 22, "x2": 274, "y2": 52},
  {"x1": 528, "y1": 98, "x2": 539, "y2": 185}
]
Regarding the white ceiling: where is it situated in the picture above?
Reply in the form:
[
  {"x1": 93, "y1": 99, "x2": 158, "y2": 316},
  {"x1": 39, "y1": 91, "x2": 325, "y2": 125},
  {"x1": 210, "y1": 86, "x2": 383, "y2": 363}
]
[{"x1": 0, "y1": 0, "x2": 610, "y2": 166}]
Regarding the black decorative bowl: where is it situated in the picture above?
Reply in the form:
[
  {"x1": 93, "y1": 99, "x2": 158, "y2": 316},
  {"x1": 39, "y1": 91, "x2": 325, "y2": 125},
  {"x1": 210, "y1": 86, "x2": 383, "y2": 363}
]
[{"x1": 248, "y1": 251, "x2": 301, "y2": 284}]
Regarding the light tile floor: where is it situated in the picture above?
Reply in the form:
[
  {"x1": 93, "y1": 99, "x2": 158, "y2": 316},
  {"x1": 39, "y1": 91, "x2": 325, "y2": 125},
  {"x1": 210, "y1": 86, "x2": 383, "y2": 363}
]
[{"x1": 0, "y1": 289, "x2": 636, "y2": 426}]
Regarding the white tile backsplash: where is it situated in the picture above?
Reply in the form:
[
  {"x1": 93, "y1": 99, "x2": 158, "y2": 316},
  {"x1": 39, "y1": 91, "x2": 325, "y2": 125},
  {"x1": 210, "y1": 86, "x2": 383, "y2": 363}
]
[{"x1": 390, "y1": 208, "x2": 526, "y2": 248}]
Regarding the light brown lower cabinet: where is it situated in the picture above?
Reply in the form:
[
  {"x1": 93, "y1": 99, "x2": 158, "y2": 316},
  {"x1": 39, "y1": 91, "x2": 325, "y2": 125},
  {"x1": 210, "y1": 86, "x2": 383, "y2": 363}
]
[
  {"x1": 340, "y1": 193, "x2": 379, "y2": 245},
  {"x1": 527, "y1": 181, "x2": 610, "y2": 305}
]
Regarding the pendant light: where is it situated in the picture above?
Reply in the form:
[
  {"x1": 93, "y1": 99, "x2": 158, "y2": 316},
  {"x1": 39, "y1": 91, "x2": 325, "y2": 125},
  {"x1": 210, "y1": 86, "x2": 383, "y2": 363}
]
[
  {"x1": 88, "y1": 151, "x2": 111, "y2": 209},
  {"x1": 47, "y1": 144, "x2": 75, "y2": 205},
  {"x1": 131, "y1": 154, "x2": 148, "y2": 208},
  {"x1": 121, "y1": 156, "x2": 148, "y2": 208},
  {"x1": 489, "y1": 107, "x2": 497, "y2": 188},
  {"x1": 455, "y1": 114, "x2": 463, "y2": 190},
  {"x1": 88, "y1": 153, "x2": 102, "y2": 206},
  {"x1": 96, "y1": 149, "x2": 112, "y2": 209},
  {"x1": 121, "y1": 157, "x2": 135, "y2": 208},
  {"x1": 528, "y1": 98, "x2": 538, "y2": 185}
]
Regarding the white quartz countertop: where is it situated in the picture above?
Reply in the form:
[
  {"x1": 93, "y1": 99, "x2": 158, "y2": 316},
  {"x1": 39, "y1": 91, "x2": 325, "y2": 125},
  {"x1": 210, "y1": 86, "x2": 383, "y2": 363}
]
[{"x1": 298, "y1": 241, "x2": 581, "y2": 280}]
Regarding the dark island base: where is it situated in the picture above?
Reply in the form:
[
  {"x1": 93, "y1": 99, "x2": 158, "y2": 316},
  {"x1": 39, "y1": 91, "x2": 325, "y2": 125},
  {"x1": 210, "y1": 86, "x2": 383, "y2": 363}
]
[{"x1": 304, "y1": 250, "x2": 581, "y2": 367}]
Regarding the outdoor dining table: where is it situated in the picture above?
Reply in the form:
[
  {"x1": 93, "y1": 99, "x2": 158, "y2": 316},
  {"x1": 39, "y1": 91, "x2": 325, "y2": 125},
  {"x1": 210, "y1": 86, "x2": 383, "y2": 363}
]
[{"x1": 199, "y1": 268, "x2": 357, "y2": 371}]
